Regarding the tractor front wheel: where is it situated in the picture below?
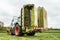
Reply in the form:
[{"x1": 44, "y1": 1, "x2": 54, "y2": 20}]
[{"x1": 15, "y1": 24, "x2": 23, "y2": 36}]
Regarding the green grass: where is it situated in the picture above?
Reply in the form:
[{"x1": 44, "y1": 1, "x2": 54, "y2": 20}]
[
  {"x1": 0, "y1": 30, "x2": 60, "y2": 40},
  {"x1": 43, "y1": 29, "x2": 60, "y2": 33}
]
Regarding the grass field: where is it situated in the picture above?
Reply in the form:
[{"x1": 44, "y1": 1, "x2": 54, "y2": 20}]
[{"x1": 0, "y1": 29, "x2": 60, "y2": 40}]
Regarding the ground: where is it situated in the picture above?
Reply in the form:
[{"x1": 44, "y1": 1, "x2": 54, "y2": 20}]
[{"x1": 0, "y1": 29, "x2": 60, "y2": 40}]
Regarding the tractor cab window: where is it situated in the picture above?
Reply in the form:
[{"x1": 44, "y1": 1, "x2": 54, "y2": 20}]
[{"x1": 11, "y1": 17, "x2": 18, "y2": 26}]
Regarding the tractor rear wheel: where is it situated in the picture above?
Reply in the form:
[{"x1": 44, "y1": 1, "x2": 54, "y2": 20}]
[{"x1": 27, "y1": 31, "x2": 35, "y2": 36}]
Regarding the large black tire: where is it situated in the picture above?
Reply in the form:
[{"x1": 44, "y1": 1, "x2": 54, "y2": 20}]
[
  {"x1": 15, "y1": 23, "x2": 23, "y2": 36},
  {"x1": 9, "y1": 27, "x2": 15, "y2": 35},
  {"x1": 27, "y1": 31, "x2": 35, "y2": 36}
]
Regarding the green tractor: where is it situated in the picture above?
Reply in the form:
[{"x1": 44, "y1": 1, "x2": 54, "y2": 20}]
[{"x1": 9, "y1": 4, "x2": 36, "y2": 36}]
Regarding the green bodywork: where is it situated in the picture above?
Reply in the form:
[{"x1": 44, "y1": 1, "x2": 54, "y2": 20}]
[
  {"x1": 24, "y1": 4, "x2": 35, "y2": 30},
  {"x1": 37, "y1": 7, "x2": 44, "y2": 27},
  {"x1": 37, "y1": 7, "x2": 47, "y2": 28}
]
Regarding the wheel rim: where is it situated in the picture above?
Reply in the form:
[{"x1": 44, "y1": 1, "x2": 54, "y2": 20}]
[{"x1": 15, "y1": 26, "x2": 19, "y2": 35}]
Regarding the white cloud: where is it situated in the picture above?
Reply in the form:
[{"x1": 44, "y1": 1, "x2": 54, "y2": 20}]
[
  {"x1": 0, "y1": 0, "x2": 60, "y2": 28},
  {"x1": 0, "y1": 0, "x2": 19, "y2": 26},
  {"x1": 43, "y1": 0, "x2": 60, "y2": 28}
]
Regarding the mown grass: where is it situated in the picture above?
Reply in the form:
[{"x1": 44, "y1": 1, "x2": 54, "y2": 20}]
[
  {"x1": 0, "y1": 29, "x2": 60, "y2": 40},
  {"x1": 43, "y1": 29, "x2": 60, "y2": 33}
]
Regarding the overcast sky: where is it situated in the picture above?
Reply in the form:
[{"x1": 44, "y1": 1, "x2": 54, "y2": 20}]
[{"x1": 0, "y1": 0, "x2": 60, "y2": 28}]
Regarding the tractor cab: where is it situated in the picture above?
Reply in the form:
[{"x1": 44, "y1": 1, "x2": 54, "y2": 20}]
[{"x1": 11, "y1": 16, "x2": 21, "y2": 28}]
